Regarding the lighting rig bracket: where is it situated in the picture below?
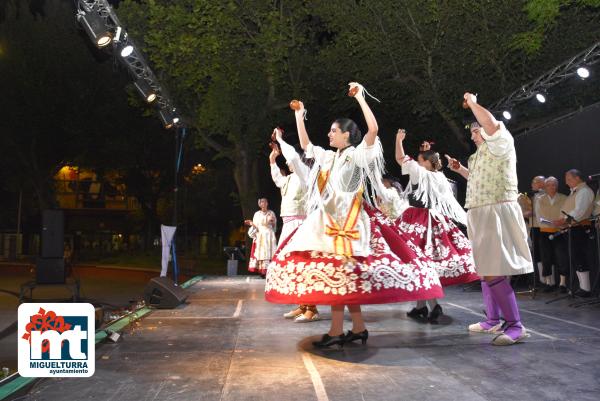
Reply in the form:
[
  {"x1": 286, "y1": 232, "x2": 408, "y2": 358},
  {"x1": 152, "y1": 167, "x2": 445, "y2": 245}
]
[
  {"x1": 76, "y1": 0, "x2": 180, "y2": 128},
  {"x1": 490, "y1": 41, "x2": 600, "y2": 116}
]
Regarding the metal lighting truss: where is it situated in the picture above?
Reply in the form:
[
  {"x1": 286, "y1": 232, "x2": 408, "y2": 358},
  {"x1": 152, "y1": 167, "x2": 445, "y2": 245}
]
[
  {"x1": 490, "y1": 41, "x2": 600, "y2": 114},
  {"x1": 76, "y1": 0, "x2": 178, "y2": 120}
]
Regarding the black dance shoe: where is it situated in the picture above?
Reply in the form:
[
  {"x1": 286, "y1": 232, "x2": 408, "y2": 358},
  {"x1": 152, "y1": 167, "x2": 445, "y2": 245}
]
[
  {"x1": 559, "y1": 285, "x2": 567, "y2": 294},
  {"x1": 574, "y1": 289, "x2": 591, "y2": 298},
  {"x1": 407, "y1": 306, "x2": 428, "y2": 319},
  {"x1": 344, "y1": 329, "x2": 369, "y2": 345},
  {"x1": 542, "y1": 285, "x2": 557, "y2": 293},
  {"x1": 312, "y1": 333, "x2": 345, "y2": 349},
  {"x1": 428, "y1": 304, "x2": 443, "y2": 324}
]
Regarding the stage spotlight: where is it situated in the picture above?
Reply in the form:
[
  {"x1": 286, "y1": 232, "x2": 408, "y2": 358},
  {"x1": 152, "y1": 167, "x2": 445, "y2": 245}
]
[
  {"x1": 134, "y1": 78, "x2": 156, "y2": 103},
  {"x1": 159, "y1": 108, "x2": 177, "y2": 129},
  {"x1": 535, "y1": 93, "x2": 546, "y2": 103},
  {"x1": 120, "y1": 44, "x2": 134, "y2": 58},
  {"x1": 502, "y1": 110, "x2": 512, "y2": 120},
  {"x1": 577, "y1": 67, "x2": 590, "y2": 79},
  {"x1": 77, "y1": 11, "x2": 112, "y2": 48}
]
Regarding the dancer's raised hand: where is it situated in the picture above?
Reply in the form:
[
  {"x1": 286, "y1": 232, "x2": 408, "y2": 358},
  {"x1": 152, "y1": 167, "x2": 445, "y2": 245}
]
[
  {"x1": 396, "y1": 128, "x2": 406, "y2": 142},
  {"x1": 272, "y1": 127, "x2": 283, "y2": 141},
  {"x1": 269, "y1": 147, "x2": 279, "y2": 163},
  {"x1": 293, "y1": 100, "x2": 305, "y2": 116},
  {"x1": 445, "y1": 154, "x2": 461, "y2": 171},
  {"x1": 348, "y1": 82, "x2": 364, "y2": 99},
  {"x1": 463, "y1": 92, "x2": 477, "y2": 108},
  {"x1": 420, "y1": 141, "x2": 431, "y2": 152}
]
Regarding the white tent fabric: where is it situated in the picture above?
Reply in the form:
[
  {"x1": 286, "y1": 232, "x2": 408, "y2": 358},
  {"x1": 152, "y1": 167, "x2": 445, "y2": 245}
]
[{"x1": 160, "y1": 225, "x2": 177, "y2": 277}]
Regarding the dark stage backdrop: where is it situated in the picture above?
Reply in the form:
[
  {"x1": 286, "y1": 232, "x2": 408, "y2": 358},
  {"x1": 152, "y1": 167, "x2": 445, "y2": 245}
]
[{"x1": 514, "y1": 102, "x2": 600, "y2": 193}]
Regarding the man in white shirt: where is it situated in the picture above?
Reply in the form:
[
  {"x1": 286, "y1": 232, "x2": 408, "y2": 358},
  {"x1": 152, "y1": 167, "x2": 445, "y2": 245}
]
[
  {"x1": 553, "y1": 169, "x2": 596, "y2": 297},
  {"x1": 446, "y1": 93, "x2": 532, "y2": 345}
]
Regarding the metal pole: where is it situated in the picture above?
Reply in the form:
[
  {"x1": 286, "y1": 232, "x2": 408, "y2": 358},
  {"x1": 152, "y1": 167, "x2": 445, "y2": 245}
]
[
  {"x1": 16, "y1": 190, "x2": 23, "y2": 257},
  {"x1": 172, "y1": 128, "x2": 179, "y2": 284},
  {"x1": 16, "y1": 190, "x2": 22, "y2": 236}
]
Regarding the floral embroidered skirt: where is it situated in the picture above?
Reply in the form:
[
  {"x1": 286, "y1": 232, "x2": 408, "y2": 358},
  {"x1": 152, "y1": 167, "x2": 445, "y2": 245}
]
[
  {"x1": 394, "y1": 207, "x2": 479, "y2": 286},
  {"x1": 248, "y1": 230, "x2": 277, "y2": 274},
  {"x1": 264, "y1": 204, "x2": 444, "y2": 305}
]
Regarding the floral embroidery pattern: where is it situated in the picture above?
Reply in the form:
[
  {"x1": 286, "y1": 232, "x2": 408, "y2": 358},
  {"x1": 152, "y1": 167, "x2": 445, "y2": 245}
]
[
  {"x1": 392, "y1": 209, "x2": 477, "y2": 280},
  {"x1": 465, "y1": 137, "x2": 519, "y2": 209},
  {"x1": 265, "y1": 219, "x2": 441, "y2": 299}
]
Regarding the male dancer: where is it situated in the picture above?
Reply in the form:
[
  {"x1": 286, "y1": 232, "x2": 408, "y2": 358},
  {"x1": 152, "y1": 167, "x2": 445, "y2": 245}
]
[{"x1": 446, "y1": 93, "x2": 533, "y2": 345}]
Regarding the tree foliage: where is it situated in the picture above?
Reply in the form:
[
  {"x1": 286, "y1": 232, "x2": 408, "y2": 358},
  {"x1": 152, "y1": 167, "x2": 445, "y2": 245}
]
[
  {"x1": 3, "y1": 0, "x2": 600, "y2": 236},
  {"x1": 512, "y1": 0, "x2": 600, "y2": 54},
  {"x1": 118, "y1": 0, "x2": 325, "y2": 218}
]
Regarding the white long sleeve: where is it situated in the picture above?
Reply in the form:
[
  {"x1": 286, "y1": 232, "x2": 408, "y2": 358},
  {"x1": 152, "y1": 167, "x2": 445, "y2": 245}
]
[
  {"x1": 270, "y1": 163, "x2": 288, "y2": 188},
  {"x1": 481, "y1": 122, "x2": 513, "y2": 158},
  {"x1": 277, "y1": 136, "x2": 310, "y2": 185}
]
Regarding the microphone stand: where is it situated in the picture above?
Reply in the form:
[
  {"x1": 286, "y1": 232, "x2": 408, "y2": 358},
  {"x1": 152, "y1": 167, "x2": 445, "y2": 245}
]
[
  {"x1": 571, "y1": 215, "x2": 600, "y2": 308},
  {"x1": 546, "y1": 212, "x2": 581, "y2": 304}
]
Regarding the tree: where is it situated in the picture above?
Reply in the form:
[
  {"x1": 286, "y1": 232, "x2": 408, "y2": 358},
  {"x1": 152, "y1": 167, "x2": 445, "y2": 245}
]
[
  {"x1": 118, "y1": 0, "x2": 324, "y2": 218},
  {"x1": 512, "y1": 0, "x2": 600, "y2": 54},
  {"x1": 309, "y1": 1, "x2": 536, "y2": 152}
]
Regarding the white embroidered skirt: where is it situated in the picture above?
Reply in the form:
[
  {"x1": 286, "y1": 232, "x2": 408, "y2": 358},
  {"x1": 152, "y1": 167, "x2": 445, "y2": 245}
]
[{"x1": 467, "y1": 201, "x2": 533, "y2": 276}]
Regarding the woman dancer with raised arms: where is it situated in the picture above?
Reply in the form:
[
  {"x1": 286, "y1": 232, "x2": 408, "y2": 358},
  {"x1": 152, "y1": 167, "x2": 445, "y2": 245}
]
[
  {"x1": 394, "y1": 130, "x2": 478, "y2": 323},
  {"x1": 265, "y1": 83, "x2": 443, "y2": 348}
]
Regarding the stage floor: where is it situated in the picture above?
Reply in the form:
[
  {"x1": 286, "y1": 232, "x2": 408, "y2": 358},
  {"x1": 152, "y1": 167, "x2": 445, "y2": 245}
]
[{"x1": 22, "y1": 276, "x2": 600, "y2": 401}]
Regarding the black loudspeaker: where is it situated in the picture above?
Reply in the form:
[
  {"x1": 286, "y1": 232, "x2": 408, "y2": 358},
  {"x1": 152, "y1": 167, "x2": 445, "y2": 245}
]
[
  {"x1": 41, "y1": 210, "x2": 64, "y2": 258},
  {"x1": 144, "y1": 277, "x2": 188, "y2": 309},
  {"x1": 36, "y1": 257, "x2": 65, "y2": 284}
]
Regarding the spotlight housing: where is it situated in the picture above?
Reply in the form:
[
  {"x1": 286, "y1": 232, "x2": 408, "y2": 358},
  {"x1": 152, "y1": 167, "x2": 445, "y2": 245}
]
[
  {"x1": 159, "y1": 108, "x2": 177, "y2": 129},
  {"x1": 577, "y1": 67, "x2": 590, "y2": 79},
  {"x1": 502, "y1": 111, "x2": 512, "y2": 120},
  {"x1": 77, "y1": 11, "x2": 112, "y2": 48},
  {"x1": 134, "y1": 78, "x2": 157, "y2": 103},
  {"x1": 535, "y1": 93, "x2": 546, "y2": 103}
]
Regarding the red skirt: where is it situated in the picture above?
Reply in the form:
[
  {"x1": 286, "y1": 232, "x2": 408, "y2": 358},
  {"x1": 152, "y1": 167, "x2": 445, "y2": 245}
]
[
  {"x1": 248, "y1": 242, "x2": 267, "y2": 274},
  {"x1": 264, "y1": 203, "x2": 444, "y2": 305},
  {"x1": 393, "y1": 207, "x2": 478, "y2": 286}
]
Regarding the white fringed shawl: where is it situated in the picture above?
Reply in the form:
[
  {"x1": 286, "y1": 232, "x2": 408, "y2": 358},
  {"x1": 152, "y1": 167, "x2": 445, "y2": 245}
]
[
  {"x1": 401, "y1": 156, "x2": 467, "y2": 225},
  {"x1": 303, "y1": 137, "x2": 388, "y2": 215}
]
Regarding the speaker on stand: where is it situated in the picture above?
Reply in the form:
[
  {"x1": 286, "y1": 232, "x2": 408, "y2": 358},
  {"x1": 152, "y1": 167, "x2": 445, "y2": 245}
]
[{"x1": 36, "y1": 210, "x2": 66, "y2": 284}]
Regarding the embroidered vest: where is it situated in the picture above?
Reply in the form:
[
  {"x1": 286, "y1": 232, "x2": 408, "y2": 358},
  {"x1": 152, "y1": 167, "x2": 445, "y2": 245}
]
[{"x1": 465, "y1": 141, "x2": 518, "y2": 209}]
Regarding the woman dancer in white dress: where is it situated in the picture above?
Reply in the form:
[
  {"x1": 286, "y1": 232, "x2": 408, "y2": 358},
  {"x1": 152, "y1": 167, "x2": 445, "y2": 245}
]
[
  {"x1": 265, "y1": 83, "x2": 443, "y2": 348},
  {"x1": 394, "y1": 130, "x2": 478, "y2": 323},
  {"x1": 269, "y1": 131, "x2": 320, "y2": 322},
  {"x1": 245, "y1": 198, "x2": 277, "y2": 277}
]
